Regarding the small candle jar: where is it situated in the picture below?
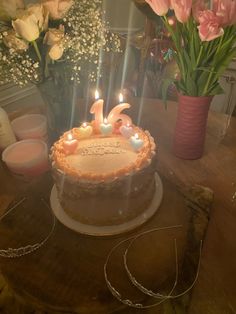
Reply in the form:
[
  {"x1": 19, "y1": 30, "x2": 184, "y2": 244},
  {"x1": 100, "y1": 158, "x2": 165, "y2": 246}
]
[
  {"x1": 63, "y1": 133, "x2": 78, "y2": 155},
  {"x1": 100, "y1": 118, "x2": 113, "y2": 136},
  {"x1": 130, "y1": 133, "x2": 144, "y2": 152},
  {"x1": 11, "y1": 114, "x2": 47, "y2": 142},
  {"x1": 2, "y1": 139, "x2": 49, "y2": 179},
  {"x1": 78, "y1": 122, "x2": 93, "y2": 139},
  {"x1": 119, "y1": 123, "x2": 134, "y2": 139}
]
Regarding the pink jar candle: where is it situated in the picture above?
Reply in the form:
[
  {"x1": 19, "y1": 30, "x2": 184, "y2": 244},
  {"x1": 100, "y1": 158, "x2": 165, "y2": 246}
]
[
  {"x1": 2, "y1": 139, "x2": 49, "y2": 178},
  {"x1": 11, "y1": 114, "x2": 47, "y2": 142}
]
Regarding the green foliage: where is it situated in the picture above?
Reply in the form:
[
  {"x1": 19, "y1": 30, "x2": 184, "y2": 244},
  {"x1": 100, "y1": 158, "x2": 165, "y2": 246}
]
[{"x1": 162, "y1": 17, "x2": 236, "y2": 96}]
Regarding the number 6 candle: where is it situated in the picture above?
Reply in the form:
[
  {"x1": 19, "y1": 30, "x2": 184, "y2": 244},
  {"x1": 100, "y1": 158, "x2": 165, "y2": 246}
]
[{"x1": 107, "y1": 93, "x2": 132, "y2": 126}]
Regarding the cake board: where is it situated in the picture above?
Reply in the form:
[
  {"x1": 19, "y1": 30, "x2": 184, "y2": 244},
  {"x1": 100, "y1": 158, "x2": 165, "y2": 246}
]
[{"x1": 50, "y1": 172, "x2": 163, "y2": 236}]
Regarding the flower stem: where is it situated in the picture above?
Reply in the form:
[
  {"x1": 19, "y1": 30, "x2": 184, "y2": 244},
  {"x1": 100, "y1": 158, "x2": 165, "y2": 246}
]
[
  {"x1": 203, "y1": 35, "x2": 224, "y2": 95},
  {"x1": 32, "y1": 41, "x2": 42, "y2": 62},
  {"x1": 44, "y1": 54, "x2": 50, "y2": 78},
  {"x1": 196, "y1": 45, "x2": 203, "y2": 69},
  {"x1": 162, "y1": 16, "x2": 186, "y2": 86}
]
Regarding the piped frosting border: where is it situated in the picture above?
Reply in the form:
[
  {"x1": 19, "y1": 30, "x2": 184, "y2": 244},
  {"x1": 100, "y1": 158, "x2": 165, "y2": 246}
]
[{"x1": 50, "y1": 126, "x2": 156, "y2": 182}]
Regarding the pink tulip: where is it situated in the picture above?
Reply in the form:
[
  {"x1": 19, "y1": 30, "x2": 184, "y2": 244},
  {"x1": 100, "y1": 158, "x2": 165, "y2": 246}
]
[
  {"x1": 192, "y1": 0, "x2": 208, "y2": 21},
  {"x1": 171, "y1": 0, "x2": 192, "y2": 23},
  {"x1": 213, "y1": 0, "x2": 236, "y2": 26},
  {"x1": 145, "y1": 0, "x2": 170, "y2": 16},
  {"x1": 197, "y1": 10, "x2": 224, "y2": 41}
]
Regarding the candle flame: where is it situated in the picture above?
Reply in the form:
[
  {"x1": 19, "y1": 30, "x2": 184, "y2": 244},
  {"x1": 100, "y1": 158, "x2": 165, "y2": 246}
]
[
  {"x1": 95, "y1": 90, "x2": 99, "y2": 100},
  {"x1": 135, "y1": 133, "x2": 139, "y2": 139},
  {"x1": 67, "y1": 133, "x2": 73, "y2": 141},
  {"x1": 82, "y1": 122, "x2": 87, "y2": 128},
  {"x1": 119, "y1": 93, "x2": 124, "y2": 103},
  {"x1": 104, "y1": 118, "x2": 108, "y2": 124}
]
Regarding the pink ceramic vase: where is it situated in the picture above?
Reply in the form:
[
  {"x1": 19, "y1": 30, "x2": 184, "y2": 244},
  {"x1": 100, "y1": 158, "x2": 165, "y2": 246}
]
[{"x1": 173, "y1": 94, "x2": 213, "y2": 160}]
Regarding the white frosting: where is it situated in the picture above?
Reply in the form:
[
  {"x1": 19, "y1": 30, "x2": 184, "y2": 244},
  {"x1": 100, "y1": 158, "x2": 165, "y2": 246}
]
[{"x1": 65, "y1": 136, "x2": 137, "y2": 175}]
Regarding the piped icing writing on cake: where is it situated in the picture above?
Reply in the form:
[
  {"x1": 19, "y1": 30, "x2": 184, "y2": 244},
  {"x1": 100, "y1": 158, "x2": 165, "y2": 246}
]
[{"x1": 78, "y1": 141, "x2": 125, "y2": 156}]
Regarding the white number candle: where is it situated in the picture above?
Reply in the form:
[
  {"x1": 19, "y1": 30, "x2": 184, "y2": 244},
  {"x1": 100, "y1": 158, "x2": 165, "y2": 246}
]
[
  {"x1": 107, "y1": 93, "x2": 132, "y2": 126},
  {"x1": 90, "y1": 90, "x2": 104, "y2": 132}
]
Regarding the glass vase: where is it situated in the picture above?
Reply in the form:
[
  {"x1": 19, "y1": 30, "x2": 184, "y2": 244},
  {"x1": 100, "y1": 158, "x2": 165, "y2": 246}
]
[{"x1": 37, "y1": 76, "x2": 75, "y2": 142}]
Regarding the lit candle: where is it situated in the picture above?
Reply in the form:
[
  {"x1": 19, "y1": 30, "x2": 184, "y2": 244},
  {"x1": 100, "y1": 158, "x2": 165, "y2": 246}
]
[
  {"x1": 78, "y1": 122, "x2": 93, "y2": 139},
  {"x1": 130, "y1": 133, "x2": 144, "y2": 152},
  {"x1": 119, "y1": 92, "x2": 124, "y2": 103},
  {"x1": 107, "y1": 93, "x2": 132, "y2": 127},
  {"x1": 90, "y1": 90, "x2": 104, "y2": 133},
  {"x1": 63, "y1": 133, "x2": 78, "y2": 155},
  {"x1": 119, "y1": 123, "x2": 134, "y2": 139},
  {"x1": 100, "y1": 118, "x2": 113, "y2": 136}
]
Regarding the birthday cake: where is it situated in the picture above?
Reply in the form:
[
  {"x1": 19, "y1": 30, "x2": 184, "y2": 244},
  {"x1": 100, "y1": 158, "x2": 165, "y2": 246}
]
[{"x1": 50, "y1": 98, "x2": 157, "y2": 226}]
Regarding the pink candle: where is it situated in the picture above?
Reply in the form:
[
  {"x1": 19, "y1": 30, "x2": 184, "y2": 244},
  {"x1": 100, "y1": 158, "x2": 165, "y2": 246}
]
[
  {"x1": 90, "y1": 90, "x2": 104, "y2": 133},
  {"x1": 119, "y1": 123, "x2": 134, "y2": 138},
  {"x1": 107, "y1": 93, "x2": 132, "y2": 126},
  {"x1": 63, "y1": 133, "x2": 78, "y2": 155}
]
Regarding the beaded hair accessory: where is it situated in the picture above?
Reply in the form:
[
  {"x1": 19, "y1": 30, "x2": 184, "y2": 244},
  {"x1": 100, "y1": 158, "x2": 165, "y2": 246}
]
[
  {"x1": 0, "y1": 198, "x2": 56, "y2": 258},
  {"x1": 104, "y1": 225, "x2": 202, "y2": 308}
]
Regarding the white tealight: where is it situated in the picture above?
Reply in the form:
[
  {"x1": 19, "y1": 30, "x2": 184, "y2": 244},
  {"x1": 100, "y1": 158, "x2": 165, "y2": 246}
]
[
  {"x1": 130, "y1": 133, "x2": 144, "y2": 152},
  {"x1": 100, "y1": 118, "x2": 113, "y2": 136}
]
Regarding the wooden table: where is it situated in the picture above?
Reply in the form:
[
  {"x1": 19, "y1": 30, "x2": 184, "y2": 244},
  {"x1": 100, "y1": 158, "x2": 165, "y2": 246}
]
[{"x1": 0, "y1": 98, "x2": 235, "y2": 313}]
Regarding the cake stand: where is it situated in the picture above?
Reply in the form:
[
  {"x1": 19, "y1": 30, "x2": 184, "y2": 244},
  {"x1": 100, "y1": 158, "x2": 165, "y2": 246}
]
[{"x1": 50, "y1": 172, "x2": 163, "y2": 236}]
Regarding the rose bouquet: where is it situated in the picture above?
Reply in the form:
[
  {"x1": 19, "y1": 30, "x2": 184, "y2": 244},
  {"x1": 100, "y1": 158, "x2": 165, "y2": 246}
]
[
  {"x1": 145, "y1": 0, "x2": 236, "y2": 97},
  {"x1": 0, "y1": 0, "x2": 120, "y2": 85},
  {"x1": 0, "y1": 0, "x2": 120, "y2": 133}
]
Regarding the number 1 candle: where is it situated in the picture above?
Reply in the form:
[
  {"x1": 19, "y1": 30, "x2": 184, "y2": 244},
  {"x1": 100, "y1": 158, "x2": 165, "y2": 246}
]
[{"x1": 90, "y1": 90, "x2": 104, "y2": 133}]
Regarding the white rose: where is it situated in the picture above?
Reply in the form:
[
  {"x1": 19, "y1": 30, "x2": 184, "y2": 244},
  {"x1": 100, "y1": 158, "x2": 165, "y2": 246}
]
[
  {"x1": 41, "y1": 0, "x2": 73, "y2": 20},
  {"x1": 3, "y1": 29, "x2": 29, "y2": 51},
  {"x1": 49, "y1": 43, "x2": 64, "y2": 60},
  {"x1": 27, "y1": 3, "x2": 49, "y2": 31},
  {"x1": 44, "y1": 25, "x2": 65, "y2": 46},
  {"x1": 12, "y1": 12, "x2": 40, "y2": 42},
  {"x1": 0, "y1": 0, "x2": 24, "y2": 21}
]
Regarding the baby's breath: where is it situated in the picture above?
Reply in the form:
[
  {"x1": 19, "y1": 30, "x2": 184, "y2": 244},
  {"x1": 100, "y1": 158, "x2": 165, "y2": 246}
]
[{"x1": 0, "y1": 0, "x2": 121, "y2": 86}]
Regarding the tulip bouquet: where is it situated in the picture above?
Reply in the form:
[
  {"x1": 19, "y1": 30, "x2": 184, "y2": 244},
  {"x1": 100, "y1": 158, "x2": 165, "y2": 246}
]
[
  {"x1": 0, "y1": 0, "x2": 120, "y2": 86},
  {"x1": 145, "y1": 0, "x2": 236, "y2": 97}
]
